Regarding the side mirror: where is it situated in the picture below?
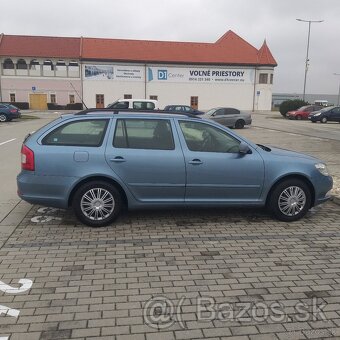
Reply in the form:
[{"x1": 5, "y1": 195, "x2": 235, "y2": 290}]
[{"x1": 239, "y1": 142, "x2": 252, "y2": 154}]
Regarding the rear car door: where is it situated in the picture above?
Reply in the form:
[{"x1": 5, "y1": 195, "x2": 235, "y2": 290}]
[
  {"x1": 176, "y1": 119, "x2": 264, "y2": 202},
  {"x1": 105, "y1": 117, "x2": 186, "y2": 202}
]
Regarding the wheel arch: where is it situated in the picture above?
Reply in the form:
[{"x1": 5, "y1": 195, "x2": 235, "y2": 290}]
[
  {"x1": 68, "y1": 175, "x2": 128, "y2": 208},
  {"x1": 265, "y1": 174, "x2": 315, "y2": 208}
]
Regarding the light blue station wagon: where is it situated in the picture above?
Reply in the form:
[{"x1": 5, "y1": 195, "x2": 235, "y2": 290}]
[{"x1": 17, "y1": 110, "x2": 333, "y2": 227}]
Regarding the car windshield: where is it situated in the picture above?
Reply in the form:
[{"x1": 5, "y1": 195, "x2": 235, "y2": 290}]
[{"x1": 205, "y1": 108, "x2": 218, "y2": 116}]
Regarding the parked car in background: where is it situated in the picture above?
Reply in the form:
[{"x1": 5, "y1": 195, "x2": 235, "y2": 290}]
[
  {"x1": 17, "y1": 110, "x2": 332, "y2": 227},
  {"x1": 308, "y1": 106, "x2": 340, "y2": 123},
  {"x1": 287, "y1": 105, "x2": 322, "y2": 120},
  {"x1": 0, "y1": 103, "x2": 21, "y2": 122},
  {"x1": 164, "y1": 105, "x2": 204, "y2": 115},
  {"x1": 203, "y1": 107, "x2": 251, "y2": 129},
  {"x1": 107, "y1": 99, "x2": 158, "y2": 110}
]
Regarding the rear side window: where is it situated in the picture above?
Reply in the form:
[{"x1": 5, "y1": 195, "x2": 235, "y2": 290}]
[
  {"x1": 132, "y1": 101, "x2": 155, "y2": 110},
  {"x1": 42, "y1": 119, "x2": 109, "y2": 146},
  {"x1": 113, "y1": 119, "x2": 174, "y2": 150}
]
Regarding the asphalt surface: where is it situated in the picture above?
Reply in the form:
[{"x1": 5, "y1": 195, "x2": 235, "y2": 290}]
[{"x1": 0, "y1": 111, "x2": 340, "y2": 340}]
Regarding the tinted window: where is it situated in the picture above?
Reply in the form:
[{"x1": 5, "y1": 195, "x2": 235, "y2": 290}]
[
  {"x1": 214, "y1": 109, "x2": 225, "y2": 116},
  {"x1": 179, "y1": 121, "x2": 240, "y2": 153},
  {"x1": 113, "y1": 119, "x2": 174, "y2": 150},
  {"x1": 111, "y1": 102, "x2": 129, "y2": 109},
  {"x1": 225, "y1": 108, "x2": 240, "y2": 115},
  {"x1": 42, "y1": 119, "x2": 109, "y2": 146},
  {"x1": 132, "y1": 101, "x2": 155, "y2": 110}
]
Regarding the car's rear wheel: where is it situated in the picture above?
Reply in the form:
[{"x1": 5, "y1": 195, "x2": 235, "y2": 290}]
[
  {"x1": 321, "y1": 117, "x2": 328, "y2": 123},
  {"x1": 73, "y1": 181, "x2": 122, "y2": 227},
  {"x1": 268, "y1": 179, "x2": 311, "y2": 222},
  {"x1": 0, "y1": 114, "x2": 8, "y2": 122},
  {"x1": 235, "y1": 120, "x2": 245, "y2": 129}
]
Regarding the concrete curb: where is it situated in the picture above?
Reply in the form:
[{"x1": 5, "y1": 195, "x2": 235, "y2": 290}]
[{"x1": 331, "y1": 196, "x2": 340, "y2": 206}]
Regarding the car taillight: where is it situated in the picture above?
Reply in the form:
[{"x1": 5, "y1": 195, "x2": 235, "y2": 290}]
[
  {"x1": 21, "y1": 145, "x2": 35, "y2": 171},
  {"x1": 10, "y1": 109, "x2": 17, "y2": 113}
]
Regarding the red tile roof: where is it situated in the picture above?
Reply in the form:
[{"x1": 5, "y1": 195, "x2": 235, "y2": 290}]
[
  {"x1": 0, "y1": 34, "x2": 80, "y2": 59},
  {"x1": 0, "y1": 31, "x2": 277, "y2": 66},
  {"x1": 257, "y1": 40, "x2": 277, "y2": 66}
]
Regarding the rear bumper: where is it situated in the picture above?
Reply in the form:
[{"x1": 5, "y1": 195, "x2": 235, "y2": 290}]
[{"x1": 17, "y1": 171, "x2": 77, "y2": 209}]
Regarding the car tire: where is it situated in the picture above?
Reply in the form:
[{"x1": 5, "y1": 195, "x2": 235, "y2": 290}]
[
  {"x1": 296, "y1": 115, "x2": 302, "y2": 120},
  {"x1": 72, "y1": 181, "x2": 122, "y2": 227},
  {"x1": 0, "y1": 114, "x2": 8, "y2": 122},
  {"x1": 268, "y1": 179, "x2": 311, "y2": 222},
  {"x1": 321, "y1": 117, "x2": 328, "y2": 123},
  {"x1": 235, "y1": 120, "x2": 245, "y2": 129}
]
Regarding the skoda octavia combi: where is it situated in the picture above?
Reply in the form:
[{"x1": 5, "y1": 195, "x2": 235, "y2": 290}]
[{"x1": 17, "y1": 110, "x2": 333, "y2": 227}]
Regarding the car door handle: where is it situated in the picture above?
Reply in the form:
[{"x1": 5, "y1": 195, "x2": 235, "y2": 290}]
[
  {"x1": 189, "y1": 159, "x2": 203, "y2": 165},
  {"x1": 110, "y1": 156, "x2": 126, "y2": 163}
]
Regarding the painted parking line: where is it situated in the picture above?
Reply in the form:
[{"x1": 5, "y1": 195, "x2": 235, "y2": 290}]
[{"x1": 0, "y1": 139, "x2": 16, "y2": 146}]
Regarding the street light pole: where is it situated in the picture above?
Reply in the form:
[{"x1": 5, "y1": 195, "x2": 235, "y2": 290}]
[
  {"x1": 334, "y1": 73, "x2": 340, "y2": 106},
  {"x1": 296, "y1": 19, "x2": 324, "y2": 102}
]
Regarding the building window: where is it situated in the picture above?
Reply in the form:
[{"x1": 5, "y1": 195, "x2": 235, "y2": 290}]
[
  {"x1": 124, "y1": 94, "x2": 132, "y2": 99},
  {"x1": 3, "y1": 58, "x2": 14, "y2": 70},
  {"x1": 50, "y1": 94, "x2": 56, "y2": 103},
  {"x1": 17, "y1": 59, "x2": 27, "y2": 70},
  {"x1": 149, "y1": 95, "x2": 158, "y2": 100},
  {"x1": 270, "y1": 74, "x2": 274, "y2": 84},
  {"x1": 69, "y1": 94, "x2": 75, "y2": 104},
  {"x1": 96, "y1": 94, "x2": 104, "y2": 108},
  {"x1": 259, "y1": 73, "x2": 268, "y2": 84},
  {"x1": 190, "y1": 96, "x2": 198, "y2": 109},
  {"x1": 10, "y1": 93, "x2": 16, "y2": 102}
]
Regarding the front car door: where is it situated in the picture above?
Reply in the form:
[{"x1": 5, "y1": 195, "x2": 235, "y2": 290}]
[
  {"x1": 329, "y1": 107, "x2": 340, "y2": 122},
  {"x1": 176, "y1": 119, "x2": 265, "y2": 203},
  {"x1": 105, "y1": 117, "x2": 186, "y2": 202}
]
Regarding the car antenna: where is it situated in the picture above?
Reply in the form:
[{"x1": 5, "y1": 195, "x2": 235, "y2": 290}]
[{"x1": 69, "y1": 82, "x2": 88, "y2": 109}]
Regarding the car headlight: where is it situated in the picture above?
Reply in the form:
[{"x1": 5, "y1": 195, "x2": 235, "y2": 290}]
[
  {"x1": 315, "y1": 163, "x2": 329, "y2": 176},
  {"x1": 313, "y1": 112, "x2": 321, "y2": 116}
]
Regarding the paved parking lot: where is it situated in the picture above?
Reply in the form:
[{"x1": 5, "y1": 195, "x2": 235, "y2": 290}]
[{"x1": 0, "y1": 112, "x2": 340, "y2": 340}]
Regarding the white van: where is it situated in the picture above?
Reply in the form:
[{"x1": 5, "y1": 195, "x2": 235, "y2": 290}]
[
  {"x1": 314, "y1": 100, "x2": 328, "y2": 107},
  {"x1": 107, "y1": 99, "x2": 158, "y2": 110}
]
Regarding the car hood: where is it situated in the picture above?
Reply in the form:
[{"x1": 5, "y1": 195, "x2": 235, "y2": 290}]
[
  {"x1": 267, "y1": 146, "x2": 318, "y2": 161},
  {"x1": 287, "y1": 110, "x2": 298, "y2": 115}
]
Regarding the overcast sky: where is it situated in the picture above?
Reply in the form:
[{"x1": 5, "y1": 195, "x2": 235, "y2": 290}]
[{"x1": 1, "y1": 0, "x2": 339, "y2": 95}]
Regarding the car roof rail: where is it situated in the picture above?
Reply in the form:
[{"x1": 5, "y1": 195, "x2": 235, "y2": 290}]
[{"x1": 74, "y1": 108, "x2": 201, "y2": 118}]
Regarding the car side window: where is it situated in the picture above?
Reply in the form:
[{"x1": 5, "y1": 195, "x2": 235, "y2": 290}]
[
  {"x1": 214, "y1": 109, "x2": 225, "y2": 116},
  {"x1": 184, "y1": 106, "x2": 191, "y2": 112},
  {"x1": 42, "y1": 119, "x2": 109, "y2": 146},
  {"x1": 112, "y1": 102, "x2": 129, "y2": 109},
  {"x1": 113, "y1": 119, "x2": 174, "y2": 150},
  {"x1": 179, "y1": 121, "x2": 241, "y2": 153},
  {"x1": 133, "y1": 101, "x2": 155, "y2": 110},
  {"x1": 225, "y1": 108, "x2": 240, "y2": 115}
]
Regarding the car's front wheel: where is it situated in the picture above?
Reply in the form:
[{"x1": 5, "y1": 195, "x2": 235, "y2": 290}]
[
  {"x1": 73, "y1": 181, "x2": 122, "y2": 227},
  {"x1": 321, "y1": 117, "x2": 328, "y2": 123},
  {"x1": 268, "y1": 179, "x2": 311, "y2": 222}
]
